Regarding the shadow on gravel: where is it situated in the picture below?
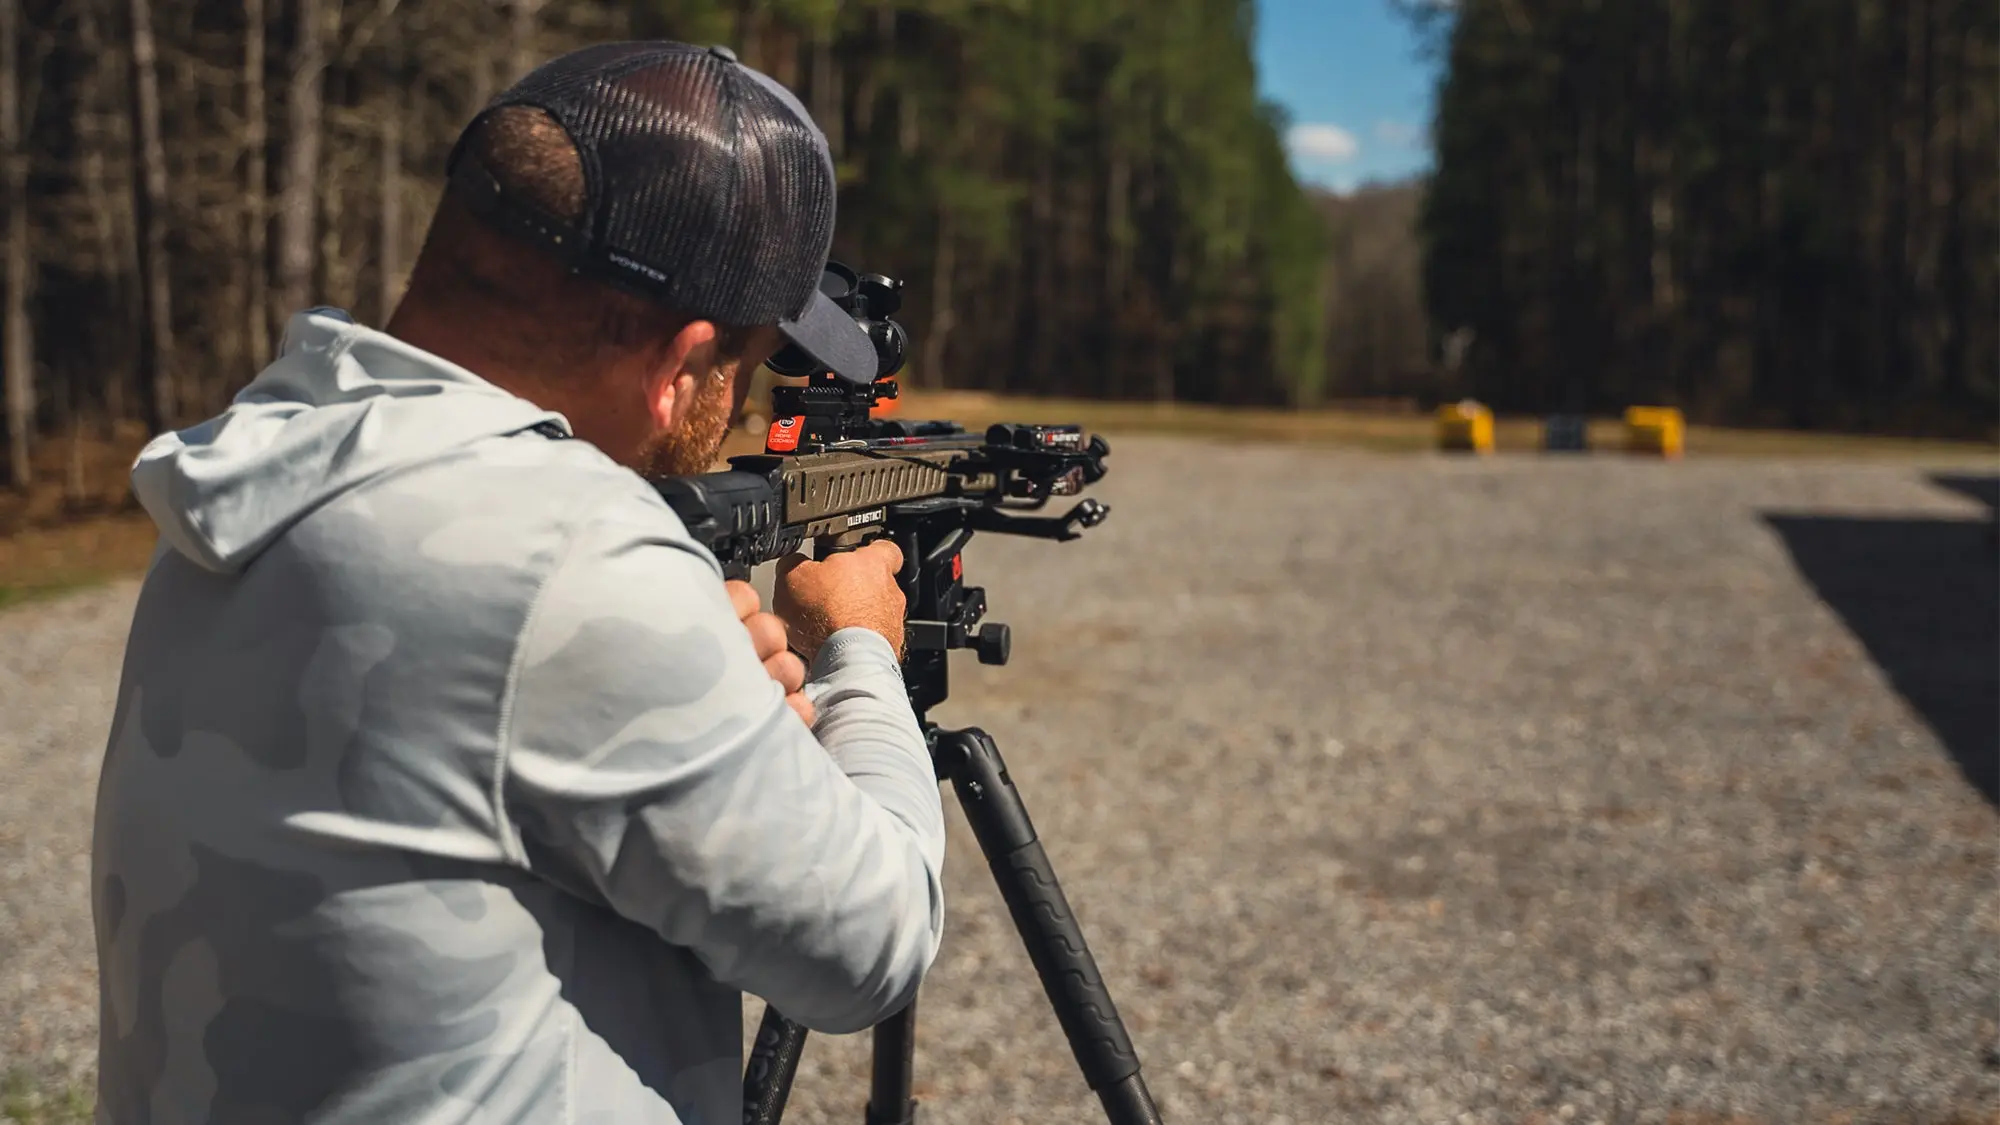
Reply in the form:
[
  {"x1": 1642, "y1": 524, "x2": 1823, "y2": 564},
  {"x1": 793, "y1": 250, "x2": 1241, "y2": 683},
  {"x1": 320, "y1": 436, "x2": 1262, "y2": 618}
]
[
  {"x1": 1927, "y1": 472, "x2": 1999, "y2": 515},
  {"x1": 1764, "y1": 474, "x2": 1999, "y2": 808}
]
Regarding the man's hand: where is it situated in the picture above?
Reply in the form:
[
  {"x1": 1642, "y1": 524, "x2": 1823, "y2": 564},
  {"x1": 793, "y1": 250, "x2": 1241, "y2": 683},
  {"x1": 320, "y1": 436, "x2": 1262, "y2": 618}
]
[
  {"x1": 728, "y1": 580, "x2": 814, "y2": 727},
  {"x1": 773, "y1": 539, "x2": 907, "y2": 664}
]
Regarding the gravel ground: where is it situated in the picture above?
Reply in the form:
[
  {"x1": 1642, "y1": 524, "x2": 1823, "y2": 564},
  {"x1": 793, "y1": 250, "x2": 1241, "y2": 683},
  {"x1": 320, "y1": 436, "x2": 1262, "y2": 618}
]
[{"x1": 2, "y1": 436, "x2": 1997, "y2": 1124}]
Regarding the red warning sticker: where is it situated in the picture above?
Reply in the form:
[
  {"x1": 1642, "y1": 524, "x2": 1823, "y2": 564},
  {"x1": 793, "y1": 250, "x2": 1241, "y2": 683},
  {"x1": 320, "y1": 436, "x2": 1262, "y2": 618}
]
[
  {"x1": 951, "y1": 553, "x2": 963, "y2": 581},
  {"x1": 766, "y1": 416, "x2": 805, "y2": 453}
]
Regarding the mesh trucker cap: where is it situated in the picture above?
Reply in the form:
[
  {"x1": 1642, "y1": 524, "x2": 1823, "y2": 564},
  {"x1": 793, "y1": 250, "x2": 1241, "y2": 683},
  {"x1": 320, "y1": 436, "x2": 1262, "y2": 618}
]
[{"x1": 443, "y1": 41, "x2": 877, "y2": 383}]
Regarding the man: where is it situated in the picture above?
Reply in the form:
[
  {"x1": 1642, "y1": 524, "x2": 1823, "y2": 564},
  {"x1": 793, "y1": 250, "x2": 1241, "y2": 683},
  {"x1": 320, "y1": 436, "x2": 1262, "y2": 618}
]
[{"x1": 91, "y1": 42, "x2": 946, "y2": 1124}]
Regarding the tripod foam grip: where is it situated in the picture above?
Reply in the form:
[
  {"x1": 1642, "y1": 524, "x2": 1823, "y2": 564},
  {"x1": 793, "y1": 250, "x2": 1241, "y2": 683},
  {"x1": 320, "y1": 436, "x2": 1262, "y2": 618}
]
[
  {"x1": 742, "y1": 1007, "x2": 810, "y2": 1125},
  {"x1": 938, "y1": 727, "x2": 1154, "y2": 1115},
  {"x1": 993, "y1": 839, "x2": 1145, "y2": 1093}
]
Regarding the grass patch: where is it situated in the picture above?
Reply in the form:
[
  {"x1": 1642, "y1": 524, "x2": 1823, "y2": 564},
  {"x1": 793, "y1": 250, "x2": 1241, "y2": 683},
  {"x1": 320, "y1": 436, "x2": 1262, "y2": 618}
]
[
  {"x1": 0, "y1": 1070, "x2": 93, "y2": 1125},
  {"x1": 0, "y1": 422, "x2": 159, "y2": 612},
  {"x1": 884, "y1": 390, "x2": 2000, "y2": 463},
  {"x1": 0, "y1": 513, "x2": 159, "y2": 615},
  {"x1": 0, "y1": 578, "x2": 106, "y2": 612}
]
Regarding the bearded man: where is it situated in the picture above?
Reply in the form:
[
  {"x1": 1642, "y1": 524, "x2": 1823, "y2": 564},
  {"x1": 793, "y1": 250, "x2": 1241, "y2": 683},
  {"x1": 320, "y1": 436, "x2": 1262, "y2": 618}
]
[{"x1": 91, "y1": 42, "x2": 944, "y2": 1125}]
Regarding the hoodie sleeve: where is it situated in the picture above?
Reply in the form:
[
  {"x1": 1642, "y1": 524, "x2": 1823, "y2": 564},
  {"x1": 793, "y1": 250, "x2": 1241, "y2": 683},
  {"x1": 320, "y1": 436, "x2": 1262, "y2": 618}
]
[{"x1": 499, "y1": 486, "x2": 946, "y2": 1035}]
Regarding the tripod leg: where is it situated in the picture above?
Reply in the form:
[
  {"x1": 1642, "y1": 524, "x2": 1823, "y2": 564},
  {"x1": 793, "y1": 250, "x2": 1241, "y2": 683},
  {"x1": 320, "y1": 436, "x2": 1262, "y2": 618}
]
[
  {"x1": 744, "y1": 1005, "x2": 810, "y2": 1125},
  {"x1": 933, "y1": 727, "x2": 1165, "y2": 1125},
  {"x1": 864, "y1": 1001, "x2": 919, "y2": 1124}
]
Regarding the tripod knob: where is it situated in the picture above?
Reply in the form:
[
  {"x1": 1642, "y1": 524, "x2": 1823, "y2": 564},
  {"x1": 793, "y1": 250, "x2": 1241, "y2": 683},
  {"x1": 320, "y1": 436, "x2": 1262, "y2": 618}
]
[{"x1": 974, "y1": 622, "x2": 1011, "y2": 666}]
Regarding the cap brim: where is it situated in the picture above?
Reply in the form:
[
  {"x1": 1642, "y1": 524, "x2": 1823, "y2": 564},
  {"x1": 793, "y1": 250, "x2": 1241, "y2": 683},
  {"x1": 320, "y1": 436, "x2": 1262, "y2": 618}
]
[{"x1": 777, "y1": 288, "x2": 879, "y2": 384}]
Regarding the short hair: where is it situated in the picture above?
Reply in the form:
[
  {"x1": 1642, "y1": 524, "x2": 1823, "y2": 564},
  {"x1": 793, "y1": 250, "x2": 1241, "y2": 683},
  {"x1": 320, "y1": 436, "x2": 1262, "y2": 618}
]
[{"x1": 404, "y1": 105, "x2": 753, "y2": 370}]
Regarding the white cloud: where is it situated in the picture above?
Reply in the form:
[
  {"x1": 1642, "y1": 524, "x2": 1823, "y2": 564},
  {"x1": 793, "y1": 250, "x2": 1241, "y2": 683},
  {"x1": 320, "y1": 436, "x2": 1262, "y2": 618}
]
[
  {"x1": 1374, "y1": 120, "x2": 1420, "y2": 146},
  {"x1": 1286, "y1": 123, "x2": 1359, "y2": 163}
]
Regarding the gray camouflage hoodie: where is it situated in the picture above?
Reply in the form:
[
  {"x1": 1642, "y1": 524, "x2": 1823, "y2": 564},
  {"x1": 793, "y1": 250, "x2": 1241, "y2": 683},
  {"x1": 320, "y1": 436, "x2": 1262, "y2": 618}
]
[{"x1": 93, "y1": 308, "x2": 947, "y2": 1125}]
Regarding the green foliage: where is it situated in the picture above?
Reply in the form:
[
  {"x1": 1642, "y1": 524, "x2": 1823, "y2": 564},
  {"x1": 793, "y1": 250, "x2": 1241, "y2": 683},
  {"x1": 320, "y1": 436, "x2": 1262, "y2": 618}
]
[
  {"x1": 803, "y1": 0, "x2": 1328, "y2": 403},
  {"x1": 0, "y1": 1070, "x2": 93, "y2": 1125},
  {"x1": 7, "y1": 0, "x2": 1331, "y2": 445}
]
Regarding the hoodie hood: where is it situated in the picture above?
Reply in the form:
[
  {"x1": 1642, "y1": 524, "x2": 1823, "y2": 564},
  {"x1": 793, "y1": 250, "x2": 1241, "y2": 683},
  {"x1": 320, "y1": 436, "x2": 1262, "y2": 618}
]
[{"x1": 133, "y1": 308, "x2": 570, "y2": 574}]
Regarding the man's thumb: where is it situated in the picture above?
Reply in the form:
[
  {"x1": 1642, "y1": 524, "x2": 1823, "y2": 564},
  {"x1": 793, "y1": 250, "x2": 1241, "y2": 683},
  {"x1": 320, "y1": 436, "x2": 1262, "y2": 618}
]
[
  {"x1": 867, "y1": 537, "x2": 906, "y2": 575},
  {"x1": 775, "y1": 551, "x2": 811, "y2": 581}
]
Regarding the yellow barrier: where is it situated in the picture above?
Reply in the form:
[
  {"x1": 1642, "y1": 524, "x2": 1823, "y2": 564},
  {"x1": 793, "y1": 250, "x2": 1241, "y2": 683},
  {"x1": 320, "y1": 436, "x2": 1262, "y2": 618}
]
[
  {"x1": 1436, "y1": 400, "x2": 1494, "y2": 454},
  {"x1": 1624, "y1": 406, "x2": 1685, "y2": 458}
]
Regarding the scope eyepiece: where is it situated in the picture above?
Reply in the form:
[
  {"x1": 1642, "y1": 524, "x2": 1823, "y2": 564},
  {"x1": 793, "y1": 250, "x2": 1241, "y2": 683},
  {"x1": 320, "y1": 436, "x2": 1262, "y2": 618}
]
[
  {"x1": 864, "y1": 318, "x2": 908, "y2": 379},
  {"x1": 848, "y1": 273, "x2": 903, "y2": 320},
  {"x1": 767, "y1": 261, "x2": 908, "y2": 381}
]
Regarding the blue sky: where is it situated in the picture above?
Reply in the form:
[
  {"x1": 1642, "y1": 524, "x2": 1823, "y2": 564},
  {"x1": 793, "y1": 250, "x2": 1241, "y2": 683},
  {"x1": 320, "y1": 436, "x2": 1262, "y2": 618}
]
[{"x1": 1254, "y1": 0, "x2": 1442, "y2": 193}]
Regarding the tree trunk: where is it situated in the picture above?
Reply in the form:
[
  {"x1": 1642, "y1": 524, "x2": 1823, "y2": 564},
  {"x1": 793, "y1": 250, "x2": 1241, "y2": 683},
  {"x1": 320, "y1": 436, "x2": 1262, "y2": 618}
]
[
  {"x1": 467, "y1": 47, "x2": 494, "y2": 116},
  {"x1": 276, "y1": 0, "x2": 328, "y2": 326},
  {"x1": 2, "y1": 0, "x2": 31, "y2": 487},
  {"x1": 1940, "y1": 0, "x2": 1970, "y2": 400},
  {"x1": 72, "y1": 0, "x2": 129, "y2": 433},
  {"x1": 65, "y1": 387, "x2": 85, "y2": 503},
  {"x1": 509, "y1": 0, "x2": 542, "y2": 84},
  {"x1": 378, "y1": 53, "x2": 402, "y2": 325},
  {"x1": 129, "y1": 0, "x2": 177, "y2": 434},
  {"x1": 735, "y1": 0, "x2": 762, "y2": 71},
  {"x1": 1104, "y1": 146, "x2": 1130, "y2": 398},
  {"x1": 811, "y1": 22, "x2": 839, "y2": 156},
  {"x1": 921, "y1": 207, "x2": 956, "y2": 387},
  {"x1": 244, "y1": 0, "x2": 269, "y2": 367},
  {"x1": 852, "y1": 9, "x2": 892, "y2": 141}
]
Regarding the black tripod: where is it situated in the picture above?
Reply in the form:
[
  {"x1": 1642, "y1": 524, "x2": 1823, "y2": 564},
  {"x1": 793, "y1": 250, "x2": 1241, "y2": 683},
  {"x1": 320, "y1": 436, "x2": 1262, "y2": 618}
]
[{"x1": 741, "y1": 497, "x2": 1164, "y2": 1125}]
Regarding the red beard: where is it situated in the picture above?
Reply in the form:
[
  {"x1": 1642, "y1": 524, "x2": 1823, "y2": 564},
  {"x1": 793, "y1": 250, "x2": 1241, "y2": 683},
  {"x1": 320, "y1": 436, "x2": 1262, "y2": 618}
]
[{"x1": 638, "y1": 374, "x2": 736, "y2": 479}]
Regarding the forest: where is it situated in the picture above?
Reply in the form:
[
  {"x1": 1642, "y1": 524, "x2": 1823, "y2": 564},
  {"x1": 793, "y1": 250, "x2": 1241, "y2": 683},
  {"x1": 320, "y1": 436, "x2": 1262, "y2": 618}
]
[
  {"x1": 0, "y1": 0, "x2": 1994, "y2": 497},
  {"x1": 0, "y1": 0, "x2": 1332, "y2": 497},
  {"x1": 1411, "y1": 0, "x2": 1998, "y2": 436}
]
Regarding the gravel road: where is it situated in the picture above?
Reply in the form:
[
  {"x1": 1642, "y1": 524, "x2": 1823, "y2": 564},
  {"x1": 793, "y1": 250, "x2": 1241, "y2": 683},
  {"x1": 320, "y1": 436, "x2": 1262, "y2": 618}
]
[{"x1": 3, "y1": 436, "x2": 1996, "y2": 1124}]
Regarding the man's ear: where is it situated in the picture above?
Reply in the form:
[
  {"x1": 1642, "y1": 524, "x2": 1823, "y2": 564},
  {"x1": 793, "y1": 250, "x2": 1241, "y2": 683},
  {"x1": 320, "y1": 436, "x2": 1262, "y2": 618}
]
[{"x1": 645, "y1": 319, "x2": 721, "y2": 432}]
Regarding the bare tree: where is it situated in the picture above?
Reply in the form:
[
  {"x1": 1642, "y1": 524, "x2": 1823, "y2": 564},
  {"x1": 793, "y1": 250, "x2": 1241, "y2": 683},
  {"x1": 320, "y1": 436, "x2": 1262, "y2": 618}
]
[
  {"x1": 467, "y1": 41, "x2": 495, "y2": 118},
  {"x1": 2, "y1": 0, "x2": 31, "y2": 486},
  {"x1": 378, "y1": 29, "x2": 402, "y2": 324},
  {"x1": 509, "y1": 0, "x2": 544, "y2": 84},
  {"x1": 920, "y1": 207, "x2": 955, "y2": 388},
  {"x1": 275, "y1": 0, "x2": 329, "y2": 323},
  {"x1": 129, "y1": 0, "x2": 177, "y2": 433},
  {"x1": 735, "y1": 0, "x2": 763, "y2": 70},
  {"x1": 810, "y1": 20, "x2": 839, "y2": 156},
  {"x1": 243, "y1": 0, "x2": 269, "y2": 366},
  {"x1": 72, "y1": 0, "x2": 131, "y2": 428}
]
